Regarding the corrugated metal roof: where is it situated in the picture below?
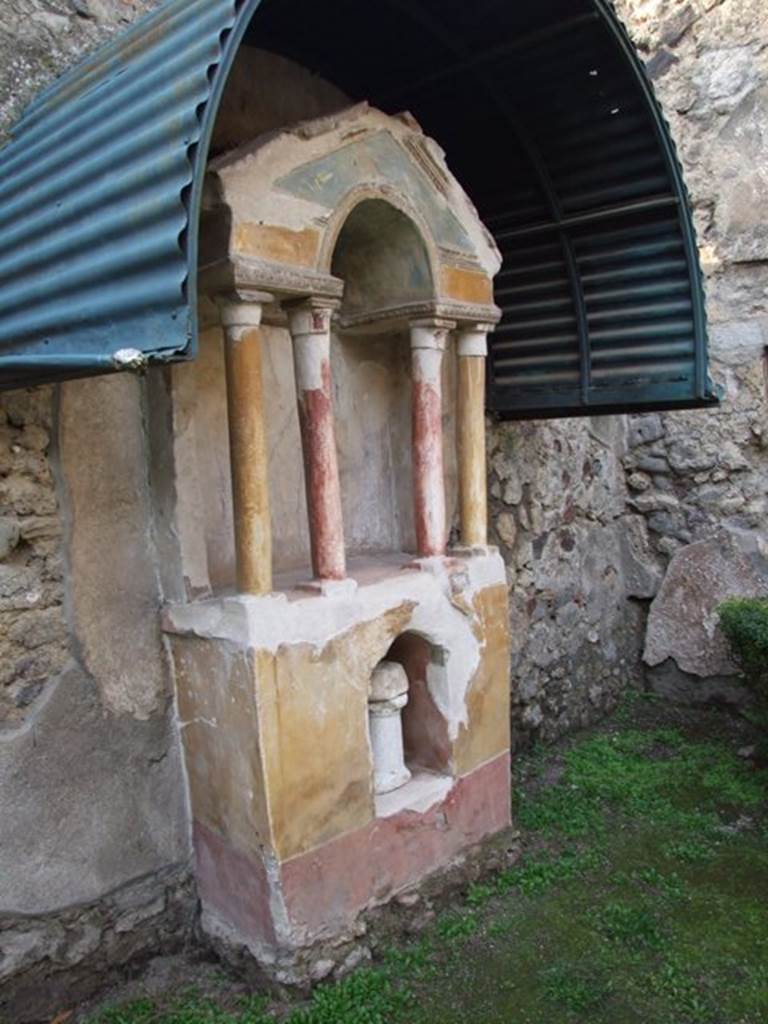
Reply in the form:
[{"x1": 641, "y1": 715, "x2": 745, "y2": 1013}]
[
  {"x1": 0, "y1": 0, "x2": 263, "y2": 389},
  {"x1": 0, "y1": 0, "x2": 717, "y2": 417}
]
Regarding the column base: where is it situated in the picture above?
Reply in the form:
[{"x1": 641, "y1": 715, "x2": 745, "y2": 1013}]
[
  {"x1": 449, "y1": 544, "x2": 500, "y2": 558},
  {"x1": 295, "y1": 577, "x2": 358, "y2": 597},
  {"x1": 374, "y1": 763, "x2": 412, "y2": 795}
]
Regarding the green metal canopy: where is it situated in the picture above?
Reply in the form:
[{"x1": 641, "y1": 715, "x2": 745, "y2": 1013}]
[{"x1": 0, "y1": 0, "x2": 718, "y2": 417}]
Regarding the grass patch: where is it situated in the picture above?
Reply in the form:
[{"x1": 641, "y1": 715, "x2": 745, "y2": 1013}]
[
  {"x1": 289, "y1": 970, "x2": 414, "y2": 1024},
  {"x1": 88, "y1": 705, "x2": 768, "y2": 1024},
  {"x1": 93, "y1": 994, "x2": 270, "y2": 1024},
  {"x1": 591, "y1": 900, "x2": 665, "y2": 950},
  {"x1": 542, "y1": 964, "x2": 612, "y2": 1013}
]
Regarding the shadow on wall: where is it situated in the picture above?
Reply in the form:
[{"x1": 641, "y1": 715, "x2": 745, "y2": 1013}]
[{"x1": 385, "y1": 632, "x2": 452, "y2": 776}]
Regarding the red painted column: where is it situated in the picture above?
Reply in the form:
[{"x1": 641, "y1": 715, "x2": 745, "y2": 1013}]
[
  {"x1": 410, "y1": 319, "x2": 453, "y2": 558},
  {"x1": 287, "y1": 298, "x2": 346, "y2": 581}
]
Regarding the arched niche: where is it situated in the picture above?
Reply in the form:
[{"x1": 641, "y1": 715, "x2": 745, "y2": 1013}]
[
  {"x1": 331, "y1": 199, "x2": 435, "y2": 323},
  {"x1": 328, "y1": 197, "x2": 457, "y2": 557},
  {"x1": 385, "y1": 631, "x2": 452, "y2": 777}
]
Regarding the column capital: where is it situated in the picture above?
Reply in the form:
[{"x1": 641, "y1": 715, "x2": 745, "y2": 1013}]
[
  {"x1": 285, "y1": 295, "x2": 341, "y2": 338},
  {"x1": 368, "y1": 693, "x2": 409, "y2": 716},
  {"x1": 456, "y1": 322, "x2": 494, "y2": 357},
  {"x1": 409, "y1": 318, "x2": 456, "y2": 351},
  {"x1": 216, "y1": 292, "x2": 274, "y2": 330}
]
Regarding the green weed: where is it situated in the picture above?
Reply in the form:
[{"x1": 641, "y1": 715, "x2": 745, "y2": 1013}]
[
  {"x1": 435, "y1": 910, "x2": 479, "y2": 941},
  {"x1": 497, "y1": 848, "x2": 604, "y2": 896},
  {"x1": 633, "y1": 867, "x2": 688, "y2": 901},
  {"x1": 663, "y1": 838, "x2": 717, "y2": 864},
  {"x1": 288, "y1": 969, "x2": 413, "y2": 1024},
  {"x1": 542, "y1": 964, "x2": 612, "y2": 1013},
  {"x1": 465, "y1": 881, "x2": 495, "y2": 907},
  {"x1": 592, "y1": 901, "x2": 665, "y2": 950},
  {"x1": 92, "y1": 993, "x2": 271, "y2": 1024}
]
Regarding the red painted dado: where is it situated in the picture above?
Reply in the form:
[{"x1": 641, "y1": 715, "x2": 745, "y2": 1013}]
[
  {"x1": 411, "y1": 378, "x2": 446, "y2": 557},
  {"x1": 194, "y1": 821, "x2": 278, "y2": 948},
  {"x1": 282, "y1": 752, "x2": 510, "y2": 936},
  {"x1": 193, "y1": 753, "x2": 510, "y2": 952},
  {"x1": 297, "y1": 358, "x2": 345, "y2": 581}
]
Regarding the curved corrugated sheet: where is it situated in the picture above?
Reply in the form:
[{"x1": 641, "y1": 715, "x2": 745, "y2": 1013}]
[
  {"x1": 0, "y1": 0, "x2": 717, "y2": 416},
  {"x1": 0, "y1": 0, "x2": 263, "y2": 388}
]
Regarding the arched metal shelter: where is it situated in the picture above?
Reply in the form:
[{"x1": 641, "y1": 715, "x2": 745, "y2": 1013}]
[{"x1": 0, "y1": 0, "x2": 718, "y2": 417}]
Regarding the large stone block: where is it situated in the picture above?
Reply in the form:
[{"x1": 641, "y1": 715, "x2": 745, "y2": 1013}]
[{"x1": 644, "y1": 528, "x2": 768, "y2": 678}]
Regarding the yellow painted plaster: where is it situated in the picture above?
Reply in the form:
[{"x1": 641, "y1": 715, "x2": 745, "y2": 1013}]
[
  {"x1": 256, "y1": 604, "x2": 414, "y2": 861},
  {"x1": 171, "y1": 637, "x2": 271, "y2": 858},
  {"x1": 233, "y1": 223, "x2": 320, "y2": 267},
  {"x1": 439, "y1": 265, "x2": 493, "y2": 305},
  {"x1": 453, "y1": 584, "x2": 511, "y2": 776}
]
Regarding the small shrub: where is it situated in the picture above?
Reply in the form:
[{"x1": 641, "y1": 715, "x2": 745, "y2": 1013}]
[{"x1": 718, "y1": 598, "x2": 768, "y2": 700}]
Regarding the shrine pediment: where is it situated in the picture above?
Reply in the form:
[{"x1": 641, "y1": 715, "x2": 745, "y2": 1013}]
[{"x1": 199, "y1": 104, "x2": 501, "y2": 331}]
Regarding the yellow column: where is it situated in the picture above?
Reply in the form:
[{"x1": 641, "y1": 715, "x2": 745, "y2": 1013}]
[
  {"x1": 457, "y1": 324, "x2": 492, "y2": 548},
  {"x1": 219, "y1": 298, "x2": 273, "y2": 595}
]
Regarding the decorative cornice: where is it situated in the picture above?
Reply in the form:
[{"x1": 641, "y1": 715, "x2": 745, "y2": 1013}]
[
  {"x1": 337, "y1": 299, "x2": 501, "y2": 335},
  {"x1": 199, "y1": 257, "x2": 344, "y2": 304}
]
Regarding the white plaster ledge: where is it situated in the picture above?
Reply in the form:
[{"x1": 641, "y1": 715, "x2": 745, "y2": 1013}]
[
  {"x1": 161, "y1": 550, "x2": 506, "y2": 740},
  {"x1": 374, "y1": 771, "x2": 453, "y2": 819}
]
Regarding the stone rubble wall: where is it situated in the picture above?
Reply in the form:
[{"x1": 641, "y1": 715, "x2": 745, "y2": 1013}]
[
  {"x1": 0, "y1": 3, "x2": 158, "y2": 729},
  {"x1": 0, "y1": 866, "x2": 195, "y2": 1022},
  {"x1": 0, "y1": 1, "x2": 156, "y2": 145},
  {"x1": 0, "y1": 387, "x2": 68, "y2": 726}
]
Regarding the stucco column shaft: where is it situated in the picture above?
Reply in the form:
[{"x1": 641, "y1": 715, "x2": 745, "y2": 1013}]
[
  {"x1": 457, "y1": 325, "x2": 491, "y2": 547},
  {"x1": 369, "y1": 696, "x2": 411, "y2": 795},
  {"x1": 410, "y1": 320, "x2": 453, "y2": 558},
  {"x1": 287, "y1": 299, "x2": 346, "y2": 581},
  {"x1": 220, "y1": 300, "x2": 272, "y2": 596}
]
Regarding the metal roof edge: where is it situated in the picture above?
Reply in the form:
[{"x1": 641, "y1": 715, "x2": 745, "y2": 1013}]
[{"x1": 594, "y1": 0, "x2": 711, "y2": 403}]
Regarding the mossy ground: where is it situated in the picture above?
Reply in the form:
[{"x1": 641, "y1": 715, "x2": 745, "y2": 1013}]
[{"x1": 87, "y1": 694, "x2": 768, "y2": 1024}]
